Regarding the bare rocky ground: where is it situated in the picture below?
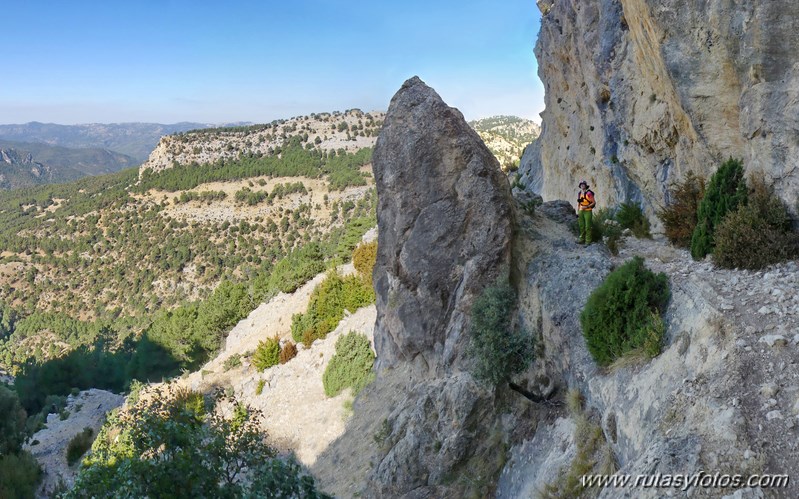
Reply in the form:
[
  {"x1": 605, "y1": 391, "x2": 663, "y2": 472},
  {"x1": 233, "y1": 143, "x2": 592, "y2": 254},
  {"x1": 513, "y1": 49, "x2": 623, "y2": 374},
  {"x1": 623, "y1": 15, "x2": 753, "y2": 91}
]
[
  {"x1": 183, "y1": 293, "x2": 376, "y2": 466},
  {"x1": 498, "y1": 212, "x2": 799, "y2": 499},
  {"x1": 614, "y1": 236, "x2": 799, "y2": 498},
  {"x1": 24, "y1": 389, "x2": 125, "y2": 498}
]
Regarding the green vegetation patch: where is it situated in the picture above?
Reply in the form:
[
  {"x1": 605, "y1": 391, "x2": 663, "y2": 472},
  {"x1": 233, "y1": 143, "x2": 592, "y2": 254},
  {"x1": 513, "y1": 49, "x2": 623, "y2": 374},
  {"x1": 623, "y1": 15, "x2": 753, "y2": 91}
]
[
  {"x1": 572, "y1": 202, "x2": 648, "y2": 255},
  {"x1": 174, "y1": 190, "x2": 227, "y2": 204},
  {"x1": 64, "y1": 386, "x2": 329, "y2": 498},
  {"x1": 615, "y1": 202, "x2": 651, "y2": 239},
  {"x1": 690, "y1": 158, "x2": 747, "y2": 260},
  {"x1": 713, "y1": 176, "x2": 798, "y2": 269},
  {"x1": 0, "y1": 385, "x2": 41, "y2": 498},
  {"x1": 252, "y1": 337, "x2": 281, "y2": 372},
  {"x1": 66, "y1": 427, "x2": 94, "y2": 466},
  {"x1": 580, "y1": 257, "x2": 670, "y2": 366},
  {"x1": 322, "y1": 332, "x2": 375, "y2": 397},
  {"x1": 291, "y1": 271, "x2": 375, "y2": 346},
  {"x1": 137, "y1": 136, "x2": 371, "y2": 193},
  {"x1": 467, "y1": 281, "x2": 534, "y2": 386},
  {"x1": 352, "y1": 240, "x2": 377, "y2": 279}
]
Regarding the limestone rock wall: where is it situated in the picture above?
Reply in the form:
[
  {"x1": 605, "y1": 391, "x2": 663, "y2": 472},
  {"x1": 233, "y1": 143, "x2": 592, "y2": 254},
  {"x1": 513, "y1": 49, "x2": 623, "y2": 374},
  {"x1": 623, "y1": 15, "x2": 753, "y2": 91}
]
[{"x1": 520, "y1": 0, "x2": 799, "y2": 222}]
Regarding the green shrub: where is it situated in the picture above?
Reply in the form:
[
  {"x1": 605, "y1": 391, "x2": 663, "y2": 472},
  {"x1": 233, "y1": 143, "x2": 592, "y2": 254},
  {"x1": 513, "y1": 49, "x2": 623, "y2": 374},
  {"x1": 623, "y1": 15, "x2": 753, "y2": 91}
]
[
  {"x1": 659, "y1": 171, "x2": 706, "y2": 248},
  {"x1": 65, "y1": 386, "x2": 329, "y2": 498},
  {"x1": 249, "y1": 457, "x2": 331, "y2": 498},
  {"x1": 322, "y1": 332, "x2": 375, "y2": 397},
  {"x1": 590, "y1": 208, "x2": 620, "y2": 254},
  {"x1": 0, "y1": 451, "x2": 41, "y2": 499},
  {"x1": 223, "y1": 354, "x2": 242, "y2": 371},
  {"x1": 171, "y1": 386, "x2": 206, "y2": 418},
  {"x1": 0, "y1": 385, "x2": 26, "y2": 456},
  {"x1": 352, "y1": 240, "x2": 377, "y2": 278},
  {"x1": 690, "y1": 158, "x2": 747, "y2": 259},
  {"x1": 252, "y1": 337, "x2": 281, "y2": 371},
  {"x1": 279, "y1": 342, "x2": 297, "y2": 364},
  {"x1": 713, "y1": 176, "x2": 798, "y2": 269},
  {"x1": 291, "y1": 271, "x2": 375, "y2": 345},
  {"x1": 600, "y1": 219, "x2": 623, "y2": 256},
  {"x1": 467, "y1": 282, "x2": 534, "y2": 386},
  {"x1": 252, "y1": 243, "x2": 326, "y2": 300},
  {"x1": 572, "y1": 208, "x2": 606, "y2": 244},
  {"x1": 580, "y1": 257, "x2": 670, "y2": 366},
  {"x1": 615, "y1": 202, "x2": 651, "y2": 238},
  {"x1": 255, "y1": 379, "x2": 266, "y2": 396},
  {"x1": 66, "y1": 427, "x2": 94, "y2": 466}
]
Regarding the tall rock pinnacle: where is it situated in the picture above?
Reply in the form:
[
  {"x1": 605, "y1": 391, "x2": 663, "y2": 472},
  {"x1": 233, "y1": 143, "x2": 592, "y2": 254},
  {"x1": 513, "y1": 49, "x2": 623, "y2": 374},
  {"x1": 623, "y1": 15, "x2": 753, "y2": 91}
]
[{"x1": 372, "y1": 76, "x2": 515, "y2": 373}]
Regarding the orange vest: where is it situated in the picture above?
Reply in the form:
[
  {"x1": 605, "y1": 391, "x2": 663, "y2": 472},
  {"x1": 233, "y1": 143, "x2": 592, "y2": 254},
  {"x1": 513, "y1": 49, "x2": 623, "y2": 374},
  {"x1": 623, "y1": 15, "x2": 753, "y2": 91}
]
[{"x1": 578, "y1": 190, "x2": 595, "y2": 211}]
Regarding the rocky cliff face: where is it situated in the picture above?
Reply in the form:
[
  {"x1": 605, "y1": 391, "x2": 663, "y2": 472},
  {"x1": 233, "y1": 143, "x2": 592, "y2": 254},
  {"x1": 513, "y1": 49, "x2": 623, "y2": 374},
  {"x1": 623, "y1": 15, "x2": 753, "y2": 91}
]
[
  {"x1": 372, "y1": 77, "x2": 515, "y2": 374},
  {"x1": 498, "y1": 216, "x2": 799, "y2": 498},
  {"x1": 520, "y1": 0, "x2": 799, "y2": 222},
  {"x1": 0, "y1": 147, "x2": 54, "y2": 189}
]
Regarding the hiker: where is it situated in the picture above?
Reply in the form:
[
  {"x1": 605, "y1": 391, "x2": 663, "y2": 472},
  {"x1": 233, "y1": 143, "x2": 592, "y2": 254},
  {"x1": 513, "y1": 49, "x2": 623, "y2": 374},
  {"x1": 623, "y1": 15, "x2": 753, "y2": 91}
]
[{"x1": 577, "y1": 180, "x2": 596, "y2": 244}]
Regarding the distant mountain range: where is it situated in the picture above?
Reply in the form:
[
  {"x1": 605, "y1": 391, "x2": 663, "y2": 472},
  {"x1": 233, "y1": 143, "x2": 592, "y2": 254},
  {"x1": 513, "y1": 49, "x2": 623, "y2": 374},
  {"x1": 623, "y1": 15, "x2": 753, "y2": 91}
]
[
  {"x1": 0, "y1": 140, "x2": 137, "y2": 190},
  {"x1": 0, "y1": 122, "x2": 248, "y2": 162}
]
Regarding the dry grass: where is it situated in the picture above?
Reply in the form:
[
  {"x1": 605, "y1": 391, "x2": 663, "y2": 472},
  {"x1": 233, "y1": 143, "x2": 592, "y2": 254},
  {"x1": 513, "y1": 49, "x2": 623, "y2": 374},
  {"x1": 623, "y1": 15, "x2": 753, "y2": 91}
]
[
  {"x1": 539, "y1": 389, "x2": 617, "y2": 499},
  {"x1": 606, "y1": 347, "x2": 652, "y2": 373}
]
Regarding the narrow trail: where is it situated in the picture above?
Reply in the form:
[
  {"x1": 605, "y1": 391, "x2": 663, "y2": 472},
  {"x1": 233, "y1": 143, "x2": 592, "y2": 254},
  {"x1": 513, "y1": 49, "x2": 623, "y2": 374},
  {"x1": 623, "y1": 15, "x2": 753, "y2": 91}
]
[{"x1": 614, "y1": 235, "x2": 799, "y2": 491}]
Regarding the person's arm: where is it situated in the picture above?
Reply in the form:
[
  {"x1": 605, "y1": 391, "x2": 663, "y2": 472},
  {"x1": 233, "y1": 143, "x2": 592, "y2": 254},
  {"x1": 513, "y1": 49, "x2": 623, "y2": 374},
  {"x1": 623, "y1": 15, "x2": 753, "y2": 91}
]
[{"x1": 587, "y1": 192, "x2": 596, "y2": 210}]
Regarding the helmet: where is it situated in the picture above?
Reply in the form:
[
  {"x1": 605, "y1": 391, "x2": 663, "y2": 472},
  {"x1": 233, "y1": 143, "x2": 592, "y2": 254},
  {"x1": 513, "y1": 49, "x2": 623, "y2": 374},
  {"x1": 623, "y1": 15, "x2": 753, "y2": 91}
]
[{"x1": 578, "y1": 180, "x2": 588, "y2": 188}]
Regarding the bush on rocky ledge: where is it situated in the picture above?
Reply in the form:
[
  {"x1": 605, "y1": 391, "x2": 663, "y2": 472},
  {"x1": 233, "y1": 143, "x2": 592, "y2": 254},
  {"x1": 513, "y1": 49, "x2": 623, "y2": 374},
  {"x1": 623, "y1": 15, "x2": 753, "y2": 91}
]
[
  {"x1": 252, "y1": 337, "x2": 281, "y2": 371},
  {"x1": 690, "y1": 158, "x2": 747, "y2": 260},
  {"x1": 322, "y1": 332, "x2": 375, "y2": 397},
  {"x1": 467, "y1": 281, "x2": 534, "y2": 386},
  {"x1": 659, "y1": 171, "x2": 706, "y2": 248},
  {"x1": 713, "y1": 175, "x2": 799, "y2": 270},
  {"x1": 580, "y1": 257, "x2": 670, "y2": 366}
]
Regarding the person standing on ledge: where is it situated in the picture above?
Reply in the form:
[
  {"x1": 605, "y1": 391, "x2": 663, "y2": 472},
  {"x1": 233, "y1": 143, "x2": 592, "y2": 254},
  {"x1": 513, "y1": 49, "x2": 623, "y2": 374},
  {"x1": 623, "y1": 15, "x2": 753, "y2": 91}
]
[{"x1": 577, "y1": 180, "x2": 596, "y2": 245}]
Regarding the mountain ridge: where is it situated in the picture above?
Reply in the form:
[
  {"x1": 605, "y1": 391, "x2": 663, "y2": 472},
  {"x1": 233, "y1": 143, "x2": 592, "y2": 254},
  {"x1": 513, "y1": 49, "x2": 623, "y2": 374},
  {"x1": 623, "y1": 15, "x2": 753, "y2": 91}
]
[
  {"x1": 0, "y1": 140, "x2": 137, "y2": 190},
  {"x1": 0, "y1": 122, "x2": 227, "y2": 161}
]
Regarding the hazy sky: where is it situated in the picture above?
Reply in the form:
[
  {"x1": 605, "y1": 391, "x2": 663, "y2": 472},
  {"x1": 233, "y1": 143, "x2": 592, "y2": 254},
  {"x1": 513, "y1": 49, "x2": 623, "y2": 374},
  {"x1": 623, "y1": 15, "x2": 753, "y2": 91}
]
[{"x1": 1, "y1": 1, "x2": 544, "y2": 125}]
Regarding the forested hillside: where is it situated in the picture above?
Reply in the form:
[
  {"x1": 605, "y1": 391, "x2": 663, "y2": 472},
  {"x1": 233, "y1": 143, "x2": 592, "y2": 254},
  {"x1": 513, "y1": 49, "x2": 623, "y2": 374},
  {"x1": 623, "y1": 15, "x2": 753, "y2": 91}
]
[
  {"x1": 0, "y1": 114, "x2": 379, "y2": 432},
  {"x1": 469, "y1": 115, "x2": 540, "y2": 171}
]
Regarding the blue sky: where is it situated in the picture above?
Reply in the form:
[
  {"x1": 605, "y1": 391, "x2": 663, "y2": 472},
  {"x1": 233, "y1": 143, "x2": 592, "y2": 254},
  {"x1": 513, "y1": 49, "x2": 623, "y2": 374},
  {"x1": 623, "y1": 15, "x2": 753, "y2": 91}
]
[{"x1": 1, "y1": 1, "x2": 544, "y2": 125}]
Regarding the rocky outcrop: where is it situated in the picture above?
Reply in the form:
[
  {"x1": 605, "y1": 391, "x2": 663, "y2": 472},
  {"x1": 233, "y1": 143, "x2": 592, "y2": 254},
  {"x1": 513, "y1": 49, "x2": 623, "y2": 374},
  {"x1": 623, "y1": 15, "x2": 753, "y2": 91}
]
[
  {"x1": 519, "y1": 0, "x2": 799, "y2": 223},
  {"x1": 372, "y1": 76, "x2": 515, "y2": 373},
  {"x1": 25, "y1": 389, "x2": 125, "y2": 498},
  {"x1": 139, "y1": 111, "x2": 384, "y2": 175},
  {"x1": 313, "y1": 78, "x2": 529, "y2": 498}
]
